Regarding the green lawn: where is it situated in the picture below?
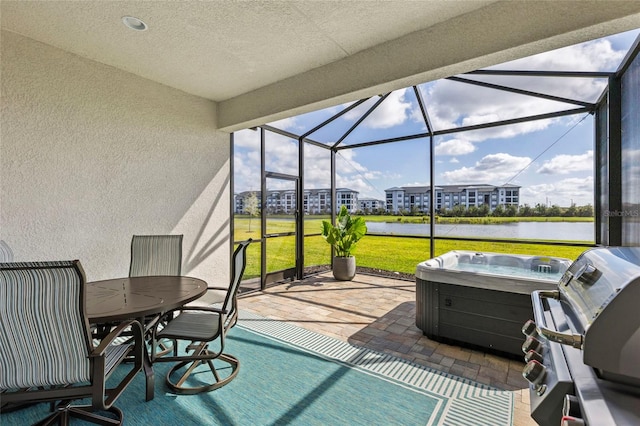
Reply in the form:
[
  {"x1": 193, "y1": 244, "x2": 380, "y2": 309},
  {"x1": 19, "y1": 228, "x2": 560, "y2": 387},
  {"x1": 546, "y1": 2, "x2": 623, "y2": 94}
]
[{"x1": 234, "y1": 217, "x2": 592, "y2": 279}]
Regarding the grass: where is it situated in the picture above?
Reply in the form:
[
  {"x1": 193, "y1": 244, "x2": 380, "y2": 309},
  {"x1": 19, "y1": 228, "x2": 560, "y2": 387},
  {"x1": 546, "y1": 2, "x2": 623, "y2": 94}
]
[{"x1": 234, "y1": 217, "x2": 593, "y2": 279}]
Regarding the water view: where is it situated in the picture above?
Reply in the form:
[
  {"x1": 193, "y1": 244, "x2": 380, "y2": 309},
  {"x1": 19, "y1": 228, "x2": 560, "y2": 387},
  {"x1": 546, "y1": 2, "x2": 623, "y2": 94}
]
[{"x1": 365, "y1": 221, "x2": 594, "y2": 241}]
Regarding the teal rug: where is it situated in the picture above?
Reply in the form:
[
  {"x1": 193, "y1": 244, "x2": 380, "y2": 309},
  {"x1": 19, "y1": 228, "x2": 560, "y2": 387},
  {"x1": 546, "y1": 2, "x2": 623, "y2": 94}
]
[{"x1": 1, "y1": 311, "x2": 513, "y2": 425}]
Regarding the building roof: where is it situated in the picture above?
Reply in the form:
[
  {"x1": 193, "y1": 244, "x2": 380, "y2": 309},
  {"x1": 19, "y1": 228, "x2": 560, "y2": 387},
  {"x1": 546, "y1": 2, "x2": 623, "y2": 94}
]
[
  {"x1": 384, "y1": 184, "x2": 521, "y2": 194},
  {"x1": 237, "y1": 188, "x2": 358, "y2": 197}
]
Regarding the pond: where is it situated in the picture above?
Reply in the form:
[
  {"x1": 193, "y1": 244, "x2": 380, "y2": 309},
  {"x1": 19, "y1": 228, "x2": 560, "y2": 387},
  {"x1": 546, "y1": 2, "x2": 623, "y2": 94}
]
[{"x1": 365, "y1": 221, "x2": 594, "y2": 241}]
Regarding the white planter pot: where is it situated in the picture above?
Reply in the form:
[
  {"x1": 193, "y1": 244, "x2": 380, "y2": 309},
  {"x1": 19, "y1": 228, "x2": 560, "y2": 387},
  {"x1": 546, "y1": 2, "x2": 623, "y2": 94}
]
[{"x1": 333, "y1": 256, "x2": 356, "y2": 281}]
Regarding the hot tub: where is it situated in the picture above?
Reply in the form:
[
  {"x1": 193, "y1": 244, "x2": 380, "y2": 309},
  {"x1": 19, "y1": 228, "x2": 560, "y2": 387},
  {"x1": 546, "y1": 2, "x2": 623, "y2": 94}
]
[{"x1": 415, "y1": 250, "x2": 571, "y2": 357}]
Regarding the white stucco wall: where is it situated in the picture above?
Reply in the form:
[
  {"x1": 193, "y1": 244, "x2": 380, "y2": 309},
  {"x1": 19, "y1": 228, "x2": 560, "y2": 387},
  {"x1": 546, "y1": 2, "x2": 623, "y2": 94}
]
[{"x1": 0, "y1": 31, "x2": 231, "y2": 284}]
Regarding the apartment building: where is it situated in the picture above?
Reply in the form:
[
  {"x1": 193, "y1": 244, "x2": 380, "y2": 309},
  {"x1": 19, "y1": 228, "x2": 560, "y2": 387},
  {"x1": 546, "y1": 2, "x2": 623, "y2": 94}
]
[
  {"x1": 385, "y1": 184, "x2": 520, "y2": 213},
  {"x1": 358, "y1": 198, "x2": 386, "y2": 212},
  {"x1": 235, "y1": 188, "x2": 359, "y2": 214}
]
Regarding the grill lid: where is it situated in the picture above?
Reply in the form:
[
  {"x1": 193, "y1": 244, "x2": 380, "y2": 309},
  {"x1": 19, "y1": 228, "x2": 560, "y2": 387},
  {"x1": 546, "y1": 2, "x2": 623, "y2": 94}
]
[{"x1": 558, "y1": 247, "x2": 640, "y2": 385}]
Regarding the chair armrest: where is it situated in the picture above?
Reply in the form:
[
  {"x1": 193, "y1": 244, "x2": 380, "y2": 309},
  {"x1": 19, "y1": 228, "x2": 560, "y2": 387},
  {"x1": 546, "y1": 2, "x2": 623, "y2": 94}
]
[
  {"x1": 90, "y1": 319, "x2": 144, "y2": 410},
  {"x1": 92, "y1": 319, "x2": 144, "y2": 358},
  {"x1": 179, "y1": 306, "x2": 229, "y2": 315},
  {"x1": 161, "y1": 304, "x2": 229, "y2": 319},
  {"x1": 152, "y1": 306, "x2": 228, "y2": 335}
]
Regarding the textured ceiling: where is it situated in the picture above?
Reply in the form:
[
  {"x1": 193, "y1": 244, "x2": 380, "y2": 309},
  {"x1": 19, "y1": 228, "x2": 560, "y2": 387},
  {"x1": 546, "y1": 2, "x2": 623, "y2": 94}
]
[
  {"x1": 0, "y1": 1, "x2": 494, "y2": 101},
  {"x1": 2, "y1": 1, "x2": 640, "y2": 131}
]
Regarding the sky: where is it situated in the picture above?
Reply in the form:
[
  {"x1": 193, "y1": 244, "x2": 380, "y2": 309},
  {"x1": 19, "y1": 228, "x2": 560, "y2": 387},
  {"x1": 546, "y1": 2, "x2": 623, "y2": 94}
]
[{"x1": 233, "y1": 28, "x2": 639, "y2": 207}]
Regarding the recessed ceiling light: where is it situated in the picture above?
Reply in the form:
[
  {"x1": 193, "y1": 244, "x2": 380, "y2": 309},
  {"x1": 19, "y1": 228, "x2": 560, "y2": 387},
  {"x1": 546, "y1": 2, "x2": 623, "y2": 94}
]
[{"x1": 122, "y1": 16, "x2": 148, "y2": 31}]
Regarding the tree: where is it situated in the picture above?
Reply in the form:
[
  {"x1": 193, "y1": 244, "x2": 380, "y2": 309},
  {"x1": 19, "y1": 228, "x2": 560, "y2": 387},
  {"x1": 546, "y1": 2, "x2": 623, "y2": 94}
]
[
  {"x1": 467, "y1": 206, "x2": 479, "y2": 217},
  {"x1": 548, "y1": 204, "x2": 562, "y2": 217},
  {"x1": 520, "y1": 204, "x2": 533, "y2": 217},
  {"x1": 492, "y1": 204, "x2": 505, "y2": 217},
  {"x1": 564, "y1": 203, "x2": 577, "y2": 217},
  {"x1": 451, "y1": 204, "x2": 466, "y2": 217},
  {"x1": 577, "y1": 204, "x2": 594, "y2": 217},
  {"x1": 244, "y1": 192, "x2": 259, "y2": 232},
  {"x1": 439, "y1": 207, "x2": 451, "y2": 217},
  {"x1": 505, "y1": 204, "x2": 518, "y2": 217},
  {"x1": 478, "y1": 204, "x2": 490, "y2": 217},
  {"x1": 534, "y1": 203, "x2": 548, "y2": 217}
]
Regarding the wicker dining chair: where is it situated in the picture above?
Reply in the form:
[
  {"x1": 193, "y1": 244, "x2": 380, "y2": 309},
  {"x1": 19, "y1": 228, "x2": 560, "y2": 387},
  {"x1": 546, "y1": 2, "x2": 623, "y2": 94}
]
[
  {"x1": 150, "y1": 239, "x2": 251, "y2": 394},
  {"x1": 0, "y1": 260, "x2": 144, "y2": 425}
]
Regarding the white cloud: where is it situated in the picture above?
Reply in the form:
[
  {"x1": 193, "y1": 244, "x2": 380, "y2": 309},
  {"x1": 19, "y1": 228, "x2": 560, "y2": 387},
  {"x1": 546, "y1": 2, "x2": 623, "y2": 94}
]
[
  {"x1": 233, "y1": 128, "x2": 261, "y2": 148},
  {"x1": 424, "y1": 79, "x2": 568, "y2": 140},
  {"x1": 417, "y1": 37, "x2": 627, "y2": 142},
  {"x1": 336, "y1": 174, "x2": 374, "y2": 195},
  {"x1": 267, "y1": 116, "x2": 298, "y2": 131},
  {"x1": 402, "y1": 181, "x2": 429, "y2": 187},
  {"x1": 232, "y1": 130, "x2": 264, "y2": 192},
  {"x1": 450, "y1": 158, "x2": 459, "y2": 164},
  {"x1": 266, "y1": 145, "x2": 377, "y2": 195},
  {"x1": 365, "y1": 89, "x2": 412, "y2": 129},
  {"x1": 494, "y1": 38, "x2": 625, "y2": 72},
  {"x1": 522, "y1": 176, "x2": 594, "y2": 206},
  {"x1": 537, "y1": 150, "x2": 593, "y2": 174},
  {"x1": 343, "y1": 97, "x2": 380, "y2": 121},
  {"x1": 484, "y1": 38, "x2": 623, "y2": 103},
  {"x1": 441, "y1": 153, "x2": 531, "y2": 183},
  {"x1": 434, "y1": 138, "x2": 476, "y2": 156},
  {"x1": 410, "y1": 105, "x2": 428, "y2": 129},
  {"x1": 233, "y1": 135, "x2": 386, "y2": 197},
  {"x1": 334, "y1": 151, "x2": 378, "y2": 195},
  {"x1": 622, "y1": 148, "x2": 640, "y2": 165},
  {"x1": 263, "y1": 132, "x2": 299, "y2": 175},
  {"x1": 344, "y1": 89, "x2": 412, "y2": 129}
]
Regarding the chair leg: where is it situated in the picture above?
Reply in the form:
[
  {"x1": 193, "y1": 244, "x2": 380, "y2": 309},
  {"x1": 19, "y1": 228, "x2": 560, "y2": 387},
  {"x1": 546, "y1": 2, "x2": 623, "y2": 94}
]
[
  {"x1": 154, "y1": 340, "x2": 173, "y2": 357},
  {"x1": 33, "y1": 402, "x2": 124, "y2": 426},
  {"x1": 68, "y1": 405, "x2": 123, "y2": 426},
  {"x1": 34, "y1": 409, "x2": 64, "y2": 426},
  {"x1": 142, "y1": 347, "x2": 155, "y2": 402},
  {"x1": 165, "y1": 351, "x2": 239, "y2": 395}
]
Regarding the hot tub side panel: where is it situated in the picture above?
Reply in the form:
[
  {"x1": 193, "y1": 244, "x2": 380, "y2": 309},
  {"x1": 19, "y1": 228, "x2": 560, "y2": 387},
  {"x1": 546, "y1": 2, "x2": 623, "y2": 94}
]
[
  {"x1": 416, "y1": 278, "x2": 439, "y2": 336},
  {"x1": 416, "y1": 277, "x2": 534, "y2": 357}
]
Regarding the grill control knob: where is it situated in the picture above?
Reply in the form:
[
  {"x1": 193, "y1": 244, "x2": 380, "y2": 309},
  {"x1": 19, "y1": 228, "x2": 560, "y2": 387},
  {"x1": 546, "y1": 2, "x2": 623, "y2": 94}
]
[
  {"x1": 522, "y1": 336, "x2": 543, "y2": 354},
  {"x1": 524, "y1": 350, "x2": 543, "y2": 364},
  {"x1": 522, "y1": 320, "x2": 538, "y2": 336},
  {"x1": 523, "y1": 360, "x2": 547, "y2": 385}
]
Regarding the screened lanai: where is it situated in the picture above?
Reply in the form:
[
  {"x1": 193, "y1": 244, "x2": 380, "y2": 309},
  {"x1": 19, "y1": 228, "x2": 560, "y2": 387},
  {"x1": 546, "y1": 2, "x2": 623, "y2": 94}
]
[{"x1": 233, "y1": 30, "x2": 640, "y2": 291}]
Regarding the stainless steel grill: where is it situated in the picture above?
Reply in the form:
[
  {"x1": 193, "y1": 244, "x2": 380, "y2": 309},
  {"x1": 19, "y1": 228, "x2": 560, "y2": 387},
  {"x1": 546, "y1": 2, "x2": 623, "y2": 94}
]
[{"x1": 521, "y1": 247, "x2": 640, "y2": 426}]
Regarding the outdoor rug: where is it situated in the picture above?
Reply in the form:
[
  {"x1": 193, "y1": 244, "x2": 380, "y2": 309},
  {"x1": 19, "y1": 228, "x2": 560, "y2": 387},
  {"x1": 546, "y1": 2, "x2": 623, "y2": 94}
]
[{"x1": 2, "y1": 311, "x2": 514, "y2": 425}]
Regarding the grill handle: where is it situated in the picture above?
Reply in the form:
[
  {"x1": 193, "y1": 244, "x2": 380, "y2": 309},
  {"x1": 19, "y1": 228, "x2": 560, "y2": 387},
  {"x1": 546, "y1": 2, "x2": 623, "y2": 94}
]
[{"x1": 531, "y1": 290, "x2": 584, "y2": 349}]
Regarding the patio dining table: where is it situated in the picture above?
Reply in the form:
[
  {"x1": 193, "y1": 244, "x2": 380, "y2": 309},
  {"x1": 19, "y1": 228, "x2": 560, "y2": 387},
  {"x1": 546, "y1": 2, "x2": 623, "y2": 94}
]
[{"x1": 86, "y1": 276, "x2": 208, "y2": 401}]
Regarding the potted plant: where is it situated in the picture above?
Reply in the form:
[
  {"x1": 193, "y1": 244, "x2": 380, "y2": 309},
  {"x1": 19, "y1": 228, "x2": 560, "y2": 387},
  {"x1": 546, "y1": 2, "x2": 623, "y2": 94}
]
[{"x1": 321, "y1": 205, "x2": 367, "y2": 280}]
